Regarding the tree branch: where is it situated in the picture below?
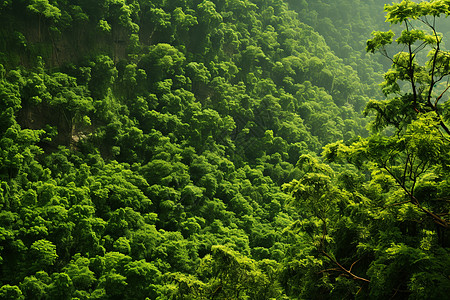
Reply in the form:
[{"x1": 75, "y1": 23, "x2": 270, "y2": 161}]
[
  {"x1": 426, "y1": 25, "x2": 440, "y2": 107},
  {"x1": 381, "y1": 165, "x2": 449, "y2": 228},
  {"x1": 320, "y1": 250, "x2": 370, "y2": 283},
  {"x1": 435, "y1": 85, "x2": 450, "y2": 107},
  {"x1": 404, "y1": 21, "x2": 419, "y2": 109}
]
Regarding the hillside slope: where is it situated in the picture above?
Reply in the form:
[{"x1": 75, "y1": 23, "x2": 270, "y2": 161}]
[{"x1": 3, "y1": 1, "x2": 447, "y2": 299}]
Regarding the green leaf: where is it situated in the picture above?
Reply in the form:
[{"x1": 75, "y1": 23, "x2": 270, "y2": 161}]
[
  {"x1": 385, "y1": 0, "x2": 419, "y2": 24},
  {"x1": 366, "y1": 31, "x2": 395, "y2": 53}
]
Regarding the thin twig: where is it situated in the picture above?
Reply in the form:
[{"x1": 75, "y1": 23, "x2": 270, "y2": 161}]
[
  {"x1": 317, "y1": 268, "x2": 340, "y2": 274},
  {"x1": 382, "y1": 200, "x2": 411, "y2": 210},
  {"x1": 435, "y1": 85, "x2": 450, "y2": 107},
  {"x1": 320, "y1": 250, "x2": 370, "y2": 283},
  {"x1": 349, "y1": 259, "x2": 361, "y2": 273}
]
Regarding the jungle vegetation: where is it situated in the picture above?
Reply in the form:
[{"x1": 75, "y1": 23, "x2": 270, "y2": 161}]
[{"x1": 0, "y1": 0, "x2": 449, "y2": 299}]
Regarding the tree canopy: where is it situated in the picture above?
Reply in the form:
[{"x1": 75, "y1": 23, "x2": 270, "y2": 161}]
[{"x1": 0, "y1": 0, "x2": 449, "y2": 299}]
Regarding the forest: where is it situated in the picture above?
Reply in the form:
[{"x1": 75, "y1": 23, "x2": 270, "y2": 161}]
[{"x1": 0, "y1": 0, "x2": 449, "y2": 299}]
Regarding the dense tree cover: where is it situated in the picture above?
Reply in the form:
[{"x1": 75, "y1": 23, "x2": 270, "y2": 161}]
[
  {"x1": 286, "y1": 0, "x2": 390, "y2": 100},
  {"x1": 292, "y1": 1, "x2": 450, "y2": 298},
  {"x1": 1, "y1": 0, "x2": 448, "y2": 299}
]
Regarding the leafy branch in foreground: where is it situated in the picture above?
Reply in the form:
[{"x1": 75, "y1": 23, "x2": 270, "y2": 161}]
[
  {"x1": 366, "y1": 0, "x2": 450, "y2": 135},
  {"x1": 283, "y1": 155, "x2": 370, "y2": 290},
  {"x1": 363, "y1": 0, "x2": 450, "y2": 230}
]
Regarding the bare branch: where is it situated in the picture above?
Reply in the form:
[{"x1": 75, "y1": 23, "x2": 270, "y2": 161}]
[
  {"x1": 426, "y1": 25, "x2": 441, "y2": 107},
  {"x1": 403, "y1": 153, "x2": 411, "y2": 186},
  {"x1": 436, "y1": 212, "x2": 450, "y2": 216},
  {"x1": 320, "y1": 250, "x2": 370, "y2": 283},
  {"x1": 404, "y1": 21, "x2": 419, "y2": 109},
  {"x1": 349, "y1": 259, "x2": 361, "y2": 273},
  {"x1": 435, "y1": 85, "x2": 450, "y2": 107},
  {"x1": 412, "y1": 41, "x2": 428, "y2": 55}
]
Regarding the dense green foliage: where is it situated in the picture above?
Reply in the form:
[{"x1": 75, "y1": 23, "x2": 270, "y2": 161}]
[{"x1": 0, "y1": 0, "x2": 449, "y2": 299}]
